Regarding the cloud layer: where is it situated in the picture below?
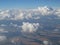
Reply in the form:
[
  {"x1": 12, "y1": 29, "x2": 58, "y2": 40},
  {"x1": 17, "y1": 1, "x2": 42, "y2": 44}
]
[{"x1": 0, "y1": 6, "x2": 60, "y2": 20}]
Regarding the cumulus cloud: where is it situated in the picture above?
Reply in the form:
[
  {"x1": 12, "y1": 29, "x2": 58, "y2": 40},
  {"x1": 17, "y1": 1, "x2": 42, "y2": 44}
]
[
  {"x1": 37, "y1": 6, "x2": 54, "y2": 15},
  {"x1": 43, "y1": 40, "x2": 49, "y2": 45},
  {"x1": 0, "y1": 6, "x2": 60, "y2": 20},
  {"x1": 0, "y1": 10, "x2": 10, "y2": 20},
  {"x1": 55, "y1": 9, "x2": 60, "y2": 17},
  {"x1": 21, "y1": 22, "x2": 39, "y2": 33}
]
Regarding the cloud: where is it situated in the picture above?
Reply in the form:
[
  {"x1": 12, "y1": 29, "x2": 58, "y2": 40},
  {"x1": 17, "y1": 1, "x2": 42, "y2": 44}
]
[
  {"x1": 37, "y1": 6, "x2": 54, "y2": 15},
  {"x1": 55, "y1": 9, "x2": 60, "y2": 17},
  {"x1": 0, "y1": 36, "x2": 7, "y2": 42},
  {"x1": 0, "y1": 24, "x2": 6, "y2": 27},
  {"x1": 0, "y1": 6, "x2": 60, "y2": 20},
  {"x1": 21, "y1": 22, "x2": 39, "y2": 33},
  {"x1": 0, "y1": 10, "x2": 10, "y2": 20},
  {"x1": 54, "y1": 29, "x2": 59, "y2": 32},
  {"x1": 43, "y1": 40, "x2": 49, "y2": 45},
  {"x1": 9, "y1": 22, "x2": 21, "y2": 28},
  {"x1": 9, "y1": 10, "x2": 24, "y2": 20},
  {"x1": 10, "y1": 22, "x2": 18, "y2": 27},
  {"x1": 0, "y1": 28, "x2": 8, "y2": 33},
  {"x1": 10, "y1": 37, "x2": 20, "y2": 44}
]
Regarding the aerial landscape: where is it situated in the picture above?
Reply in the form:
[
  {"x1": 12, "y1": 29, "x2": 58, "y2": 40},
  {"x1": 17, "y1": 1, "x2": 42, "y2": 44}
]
[{"x1": 0, "y1": 0, "x2": 60, "y2": 45}]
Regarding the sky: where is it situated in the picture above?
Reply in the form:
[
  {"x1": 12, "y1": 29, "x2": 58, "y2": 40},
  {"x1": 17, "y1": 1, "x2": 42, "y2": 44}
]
[{"x1": 0, "y1": 0, "x2": 60, "y2": 9}]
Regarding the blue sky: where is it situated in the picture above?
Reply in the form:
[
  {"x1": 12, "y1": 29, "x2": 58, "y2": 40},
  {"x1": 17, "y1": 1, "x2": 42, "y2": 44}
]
[{"x1": 0, "y1": 0, "x2": 60, "y2": 9}]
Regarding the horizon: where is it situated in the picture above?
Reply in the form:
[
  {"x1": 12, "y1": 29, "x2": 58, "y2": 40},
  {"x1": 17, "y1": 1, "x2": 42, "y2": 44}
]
[{"x1": 0, "y1": 0, "x2": 60, "y2": 9}]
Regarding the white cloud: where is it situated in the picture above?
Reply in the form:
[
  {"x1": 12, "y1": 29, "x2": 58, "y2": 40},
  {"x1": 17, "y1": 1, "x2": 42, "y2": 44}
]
[
  {"x1": 0, "y1": 28, "x2": 8, "y2": 33},
  {"x1": 33, "y1": 16, "x2": 40, "y2": 19},
  {"x1": 0, "y1": 36, "x2": 7, "y2": 42},
  {"x1": 55, "y1": 9, "x2": 60, "y2": 17},
  {"x1": 0, "y1": 24, "x2": 6, "y2": 26},
  {"x1": 0, "y1": 10, "x2": 10, "y2": 20},
  {"x1": 54, "y1": 29, "x2": 59, "y2": 32},
  {"x1": 21, "y1": 22, "x2": 39, "y2": 33},
  {"x1": 43, "y1": 40, "x2": 49, "y2": 45},
  {"x1": 37, "y1": 6, "x2": 54, "y2": 15},
  {"x1": 15, "y1": 12, "x2": 24, "y2": 20},
  {"x1": 10, "y1": 37, "x2": 20, "y2": 44},
  {"x1": 10, "y1": 23, "x2": 17, "y2": 27},
  {"x1": 9, "y1": 22, "x2": 21, "y2": 28},
  {"x1": 0, "y1": 6, "x2": 60, "y2": 20}
]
